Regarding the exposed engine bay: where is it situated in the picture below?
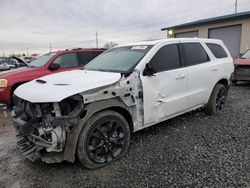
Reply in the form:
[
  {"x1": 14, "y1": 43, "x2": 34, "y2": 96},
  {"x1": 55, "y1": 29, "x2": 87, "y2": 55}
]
[
  {"x1": 11, "y1": 71, "x2": 144, "y2": 163},
  {"x1": 12, "y1": 95, "x2": 83, "y2": 162}
]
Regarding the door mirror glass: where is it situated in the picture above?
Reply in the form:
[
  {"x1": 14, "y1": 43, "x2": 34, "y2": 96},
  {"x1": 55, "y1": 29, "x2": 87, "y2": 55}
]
[
  {"x1": 48, "y1": 63, "x2": 60, "y2": 71},
  {"x1": 143, "y1": 63, "x2": 155, "y2": 76}
]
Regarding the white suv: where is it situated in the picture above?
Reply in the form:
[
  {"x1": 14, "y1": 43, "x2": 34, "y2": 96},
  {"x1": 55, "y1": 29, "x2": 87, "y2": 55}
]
[{"x1": 12, "y1": 38, "x2": 234, "y2": 169}]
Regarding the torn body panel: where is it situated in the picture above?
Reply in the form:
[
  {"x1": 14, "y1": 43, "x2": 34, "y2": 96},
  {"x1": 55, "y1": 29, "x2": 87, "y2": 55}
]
[{"x1": 12, "y1": 71, "x2": 144, "y2": 163}]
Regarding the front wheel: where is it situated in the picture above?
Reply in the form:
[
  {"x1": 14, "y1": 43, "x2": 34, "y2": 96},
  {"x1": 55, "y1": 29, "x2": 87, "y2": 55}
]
[
  {"x1": 205, "y1": 84, "x2": 227, "y2": 115},
  {"x1": 77, "y1": 110, "x2": 131, "y2": 169}
]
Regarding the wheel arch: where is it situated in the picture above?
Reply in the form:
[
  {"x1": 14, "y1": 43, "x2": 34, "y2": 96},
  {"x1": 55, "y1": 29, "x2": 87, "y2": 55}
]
[
  {"x1": 217, "y1": 78, "x2": 229, "y2": 91},
  {"x1": 10, "y1": 82, "x2": 26, "y2": 105},
  {"x1": 62, "y1": 97, "x2": 133, "y2": 162}
]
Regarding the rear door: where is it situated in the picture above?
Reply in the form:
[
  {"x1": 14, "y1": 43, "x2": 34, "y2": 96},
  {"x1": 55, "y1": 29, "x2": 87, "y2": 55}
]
[
  {"x1": 142, "y1": 42, "x2": 188, "y2": 126},
  {"x1": 179, "y1": 42, "x2": 214, "y2": 109}
]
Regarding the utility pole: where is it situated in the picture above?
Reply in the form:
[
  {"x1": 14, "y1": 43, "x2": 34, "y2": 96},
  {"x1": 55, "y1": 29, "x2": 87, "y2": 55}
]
[
  {"x1": 96, "y1": 31, "x2": 99, "y2": 48},
  {"x1": 26, "y1": 48, "x2": 29, "y2": 56},
  {"x1": 49, "y1": 42, "x2": 52, "y2": 53},
  {"x1": 235, "y1": 0, "x2": 238, "y2": 14}
]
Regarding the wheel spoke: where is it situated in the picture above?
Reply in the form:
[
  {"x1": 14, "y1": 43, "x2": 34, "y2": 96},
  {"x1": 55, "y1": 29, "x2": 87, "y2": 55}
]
[
  {"x1": 93, "y1": 147, "x2": 104, "y2": 159},
  {"x1": 96, "y1": 128, "x2": 105, "y2": 138},
  {"x1": 91, "y1": 132, "x2": 102, "y2": 140},
  {"x1": 109, "y1": 122, "x2": 119, "y2": 137},
  {"x1": 88, "y1": 142, "x2": 104, "y2": 151},
  {"x1": 86, "y1": 118, "x2": 127, "y2": 164}
]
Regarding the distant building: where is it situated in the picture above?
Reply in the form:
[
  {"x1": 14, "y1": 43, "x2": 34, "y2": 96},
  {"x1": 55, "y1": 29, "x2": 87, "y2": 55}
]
[{"x1": 161, "y1": 11, "x2": 250, "y2": 57}]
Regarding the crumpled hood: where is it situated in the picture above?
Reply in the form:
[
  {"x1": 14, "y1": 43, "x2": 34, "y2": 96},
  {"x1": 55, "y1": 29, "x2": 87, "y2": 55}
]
[{"x1": 15, "y1": 70, "x2": 121, "y2": 103}]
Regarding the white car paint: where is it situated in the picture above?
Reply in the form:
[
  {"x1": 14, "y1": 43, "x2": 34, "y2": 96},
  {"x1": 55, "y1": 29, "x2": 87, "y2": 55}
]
[
  {"x1": 15, "y1": 38, "x2": 234, "y2": 129},
  {"x1": 14, "y1": 70, "x2": 121, "y2": 103},
  {"x1": 12, "y1": 38, "x2": 234, "y2": 164}
]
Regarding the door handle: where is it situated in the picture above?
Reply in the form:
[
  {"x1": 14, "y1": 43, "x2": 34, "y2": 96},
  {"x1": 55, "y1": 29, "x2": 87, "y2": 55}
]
[
  {"x1": 211, "y1": 67, "x2": 218, "y2": 71},
  {"x1": 175, "y1": 74, "x2": 185, "y2": 79}
]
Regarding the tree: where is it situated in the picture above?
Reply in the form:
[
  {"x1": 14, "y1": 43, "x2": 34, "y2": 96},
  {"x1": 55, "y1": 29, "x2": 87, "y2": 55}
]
[{"x1": 103, "y1": 42, "x2": 118, "y2": 49}]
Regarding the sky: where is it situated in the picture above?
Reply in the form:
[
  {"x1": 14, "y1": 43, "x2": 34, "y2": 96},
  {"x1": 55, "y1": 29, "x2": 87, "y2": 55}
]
[{"x1": 0, "y1": 0, "x2": 250, "y2": 56}]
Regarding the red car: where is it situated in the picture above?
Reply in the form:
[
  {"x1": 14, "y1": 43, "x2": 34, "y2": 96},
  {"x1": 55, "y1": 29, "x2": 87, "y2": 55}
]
[
  {"x1": 232, "y1": 49, "x2": 250, "y2": 84},
  {"x1": 0, "y1": 48, "x2": 105, "y2": 105}
]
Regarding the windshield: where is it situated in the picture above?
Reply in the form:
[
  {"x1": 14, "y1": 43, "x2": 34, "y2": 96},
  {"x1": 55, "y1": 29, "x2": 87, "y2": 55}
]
[
  {"x1": 28, "y1": 53, "x2": 55, "y2": 67},
  {"x1": 242, "y1": 50, "x2": 250, "y2": 59},
  {"x1": 84, "y1": 45, "x2": 152, "y2": 73}
]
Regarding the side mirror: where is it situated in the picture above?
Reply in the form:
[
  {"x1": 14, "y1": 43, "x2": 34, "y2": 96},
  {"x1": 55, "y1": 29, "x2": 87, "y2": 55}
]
[
  {"x1": 49, "y1": 63, "x2": 60, "y2": 71},
  {"x1": 143, "y1": 63, "x2": 155, "y2": 76}
]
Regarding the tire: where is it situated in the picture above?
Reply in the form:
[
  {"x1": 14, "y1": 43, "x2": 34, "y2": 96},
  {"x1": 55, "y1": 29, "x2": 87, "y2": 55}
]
[
  {"x1": 77, "y1": 110, "x2": 131, "y2": 169},
  {"x1": 205, "y1": 83, "x2": 227, "y2": 115}
]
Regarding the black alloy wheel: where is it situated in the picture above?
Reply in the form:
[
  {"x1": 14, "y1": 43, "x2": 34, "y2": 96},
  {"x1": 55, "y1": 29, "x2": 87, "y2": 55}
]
[
  {"x1": 77, "y1": 110, "x2": 130, "y2": 169},
  {"x1": 215, "y1": 87, "x2": 226, "y2": 112},
  {"x1": 86, "y1": 119, "x2": 126, "y2": 164},
  {"x1": 205, "y1": 83, "x2": 228, "y2": 115}
]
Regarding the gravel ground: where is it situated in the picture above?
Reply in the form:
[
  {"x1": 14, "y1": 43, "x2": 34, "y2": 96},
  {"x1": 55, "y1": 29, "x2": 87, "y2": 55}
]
[{"x1": 1, "y1": 84, "x2": 250, "y2": 188}]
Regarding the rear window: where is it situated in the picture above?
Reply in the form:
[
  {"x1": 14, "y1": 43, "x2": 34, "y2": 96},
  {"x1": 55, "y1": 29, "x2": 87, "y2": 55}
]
[
  {"x1": 206, "y1": 43, "x2": 228, "y2": 58},
  {"x1": 181, "y1": 43, "x2": 210, "y2": 66}
]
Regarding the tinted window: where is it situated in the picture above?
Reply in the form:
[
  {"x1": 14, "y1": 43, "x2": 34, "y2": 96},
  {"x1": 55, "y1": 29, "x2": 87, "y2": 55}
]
[
  {"x1": 52, "y1": 53, "x2": 78, "y2": 68},
  {"x1": 150, "y1": 44, "x2": 180, "y2": 72},
  {"x1": 206, "y1": 43, "x2": 228, "y2": 58},
  {"x1": 181, "y1": 43, "x2": 209, "y2": 66},
  {"x1": 78, "y1": 51, "x2": 103, "y2": 66}
]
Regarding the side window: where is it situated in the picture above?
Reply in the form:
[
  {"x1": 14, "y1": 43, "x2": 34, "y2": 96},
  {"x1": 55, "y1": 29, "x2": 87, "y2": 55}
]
[
  {"x1": 77, "y1": 51, "x2": 103, "y2": 66},
  {"x1": 150, "y1": 44, "x2": 180, "y2": 72},
  {"x1": 181, "y1": 43, "x2": 210, "y2": 66},
  {"x1": 206, "y1": 43, "x2": 228, "y2": 58},
  {"x1": 52, "y1": 53, "x2": 78, "y2": 68}
]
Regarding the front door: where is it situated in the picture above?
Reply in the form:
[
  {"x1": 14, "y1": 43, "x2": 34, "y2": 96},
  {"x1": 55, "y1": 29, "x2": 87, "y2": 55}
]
[{"x1": 141, "y1": 43, "x2": 188, "y2": 126}]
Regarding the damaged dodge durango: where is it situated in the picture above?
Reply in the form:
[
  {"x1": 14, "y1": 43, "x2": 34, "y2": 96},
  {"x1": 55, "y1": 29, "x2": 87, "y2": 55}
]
[{"x1": 12, "y1": 38, "x2": 234, "y2": 169}]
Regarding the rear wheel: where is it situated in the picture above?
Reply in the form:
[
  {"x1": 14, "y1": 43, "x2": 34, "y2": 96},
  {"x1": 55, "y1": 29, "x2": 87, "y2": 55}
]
[
  {"x1": 77, "y1": 110, "x2": 131, "y2": 169},
  {"x1": 205, "y1": 84, "x2": 227, "y2": 115}
]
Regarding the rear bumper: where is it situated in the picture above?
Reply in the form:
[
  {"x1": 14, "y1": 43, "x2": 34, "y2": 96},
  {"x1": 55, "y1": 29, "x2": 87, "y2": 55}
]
[{"x1": 0, "y1": 86, "x2": 11, "y2": 104}]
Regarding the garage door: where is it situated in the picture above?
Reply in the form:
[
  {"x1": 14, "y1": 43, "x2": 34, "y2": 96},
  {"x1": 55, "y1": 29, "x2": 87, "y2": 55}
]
[
  {"x1": 209, "y1": 25, "x2": 242, "y2": 57},
  {"x1": 175, "y1": 31, "x2": 198, "y2": 38}
]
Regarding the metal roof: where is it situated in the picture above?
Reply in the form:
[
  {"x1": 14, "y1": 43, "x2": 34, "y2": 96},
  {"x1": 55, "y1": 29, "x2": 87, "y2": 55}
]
[{"x1": 161, "y1": 11, "x2": 250, "y2": 31}]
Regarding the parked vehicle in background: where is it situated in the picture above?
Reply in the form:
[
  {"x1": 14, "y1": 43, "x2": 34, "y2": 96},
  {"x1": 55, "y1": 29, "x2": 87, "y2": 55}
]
[
  {"x1": 0, "y1": 62, "x2": 15, "y2": 71},
  {"x1": 11, "y1": 38, "x2": 234, "y2": 169},
  {"x1": 24, "y1": 56, "x2": 35, "y2": 63},
  {"x1": 232, "y1": 49, "x2": 250, "y2": 84},
  {"x1": 0, "y1": 48, "x2": 106, "y2": 105},
  {"x1": 11, "y1": 56, "x2": 29, "y2": 68}
]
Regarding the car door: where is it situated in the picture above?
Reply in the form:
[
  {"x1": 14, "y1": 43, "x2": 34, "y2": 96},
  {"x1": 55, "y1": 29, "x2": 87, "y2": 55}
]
[
  {"x1": 179, "y1": 42, "x2": 214, "y2": 109},
  {"x1": 141, "y1": 43, "x2": 188, "y2": 126}
]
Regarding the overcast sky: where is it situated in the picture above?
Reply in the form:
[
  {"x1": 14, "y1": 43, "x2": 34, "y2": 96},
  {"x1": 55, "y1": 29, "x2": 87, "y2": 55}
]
[{"x1": 0, "y1": 0, "x2": 250, "y2": 55}]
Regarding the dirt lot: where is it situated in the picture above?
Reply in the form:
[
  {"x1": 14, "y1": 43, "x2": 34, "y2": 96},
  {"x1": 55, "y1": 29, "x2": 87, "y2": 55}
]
[{"x1": 1, "y1": 84, "x2": 250, "y2": 188}]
